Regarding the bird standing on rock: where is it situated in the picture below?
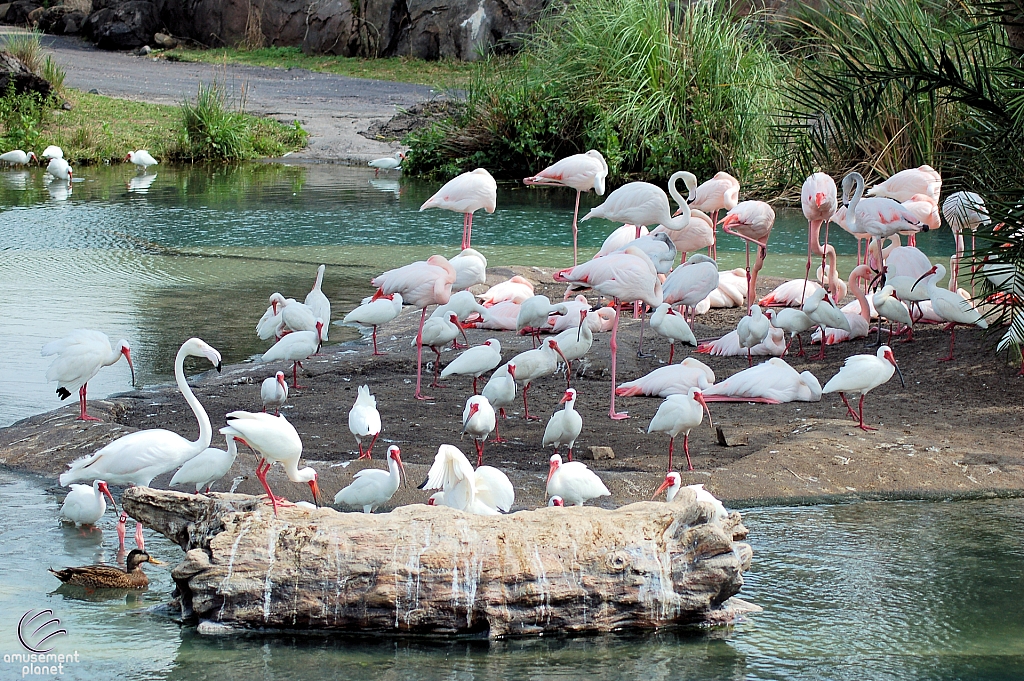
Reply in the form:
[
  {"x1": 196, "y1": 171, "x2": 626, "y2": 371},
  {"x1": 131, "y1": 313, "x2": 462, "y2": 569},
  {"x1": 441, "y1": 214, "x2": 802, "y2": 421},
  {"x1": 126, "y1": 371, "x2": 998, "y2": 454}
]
[
  {"x1": 348, "y1": 384, "x2": 382, "y2": 459},
  {"x1": 542, "y1": 388, "x2": 583, "y2": 461},
  {"x1": 546, "y1": 454, "x2": 610, "y2": 506},
  {"x1": 651, "y1": 474, "x2": 728, "y2": 520},
  {"x1": 42, "y1": 330, "x2": 134, "y2": 421},
  {"x1": 421, "y1": 444, "x2": 514, "y2": 515},
  {"x1": 462, "y1": 395, "x2": 496, "y2": 466}
]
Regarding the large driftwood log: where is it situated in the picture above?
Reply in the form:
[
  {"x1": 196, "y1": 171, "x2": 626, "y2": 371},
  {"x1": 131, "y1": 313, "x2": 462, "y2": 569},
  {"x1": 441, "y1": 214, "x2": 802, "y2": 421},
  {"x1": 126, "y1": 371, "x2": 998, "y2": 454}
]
[{"x1": 123, "y1": 487, "x2": 755, "y2": 638}]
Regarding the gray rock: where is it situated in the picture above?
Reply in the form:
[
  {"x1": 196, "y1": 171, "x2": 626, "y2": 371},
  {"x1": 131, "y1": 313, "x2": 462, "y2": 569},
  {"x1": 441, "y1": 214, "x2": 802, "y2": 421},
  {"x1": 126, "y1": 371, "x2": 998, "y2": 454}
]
[
  {"x1": 85, "y1": 1, "x2": 161, "y2": 50},
  {"x1": 25, "y1": 4, "x2": 43, "y2": 24},
  {"x1": 0, "y1": 4, "x2": 10, "y2": 22},
  {"x1": 134, "y1": 43, "x2": 152, "y2": 55},
  {"x1": 152, "y1": 31, "x2": 175, "y2": 48},
  {"x1": 37, "y1": 5, "x2": 86, "y2": 34},
  {"x1": 0, "y1": 51, "x2": 51, "y2": 99},
  {"x1": 4, "y1": 0, "x2": 41, "y2": 25},
  {"x1": 585, "y1": 446, "x2": 616, "y2": 460}
]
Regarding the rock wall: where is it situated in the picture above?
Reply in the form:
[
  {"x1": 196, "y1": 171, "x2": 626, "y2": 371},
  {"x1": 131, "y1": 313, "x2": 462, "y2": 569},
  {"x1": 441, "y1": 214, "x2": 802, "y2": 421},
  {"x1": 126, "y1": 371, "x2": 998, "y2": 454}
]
[{"x1": 123, "y1": 487, "x2": 756, "y2": 637}]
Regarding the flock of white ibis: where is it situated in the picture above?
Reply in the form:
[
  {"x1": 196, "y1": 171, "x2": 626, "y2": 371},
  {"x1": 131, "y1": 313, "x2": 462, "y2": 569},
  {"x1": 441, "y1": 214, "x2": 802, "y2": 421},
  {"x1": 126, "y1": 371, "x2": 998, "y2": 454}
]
[
  {"x1": 0, "y1": 146, "x2": 159, "y2": 192},
  {"x1": 38, "y1": 150, "x2": 1010, "y2": 546}
]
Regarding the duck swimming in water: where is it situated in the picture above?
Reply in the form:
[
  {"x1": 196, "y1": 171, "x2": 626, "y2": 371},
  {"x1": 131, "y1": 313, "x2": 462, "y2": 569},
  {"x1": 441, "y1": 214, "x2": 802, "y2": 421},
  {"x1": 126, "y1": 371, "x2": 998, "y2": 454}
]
[{"x1": 49, "y1": 549, "x2": 162, "y2": 589}]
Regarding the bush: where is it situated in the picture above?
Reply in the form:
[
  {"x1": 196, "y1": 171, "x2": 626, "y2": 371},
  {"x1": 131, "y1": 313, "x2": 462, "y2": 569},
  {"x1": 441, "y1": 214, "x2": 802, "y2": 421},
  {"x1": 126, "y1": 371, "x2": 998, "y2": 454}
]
[{"x1": 0, "y1": 86, "x2": 48, "y2": 151}]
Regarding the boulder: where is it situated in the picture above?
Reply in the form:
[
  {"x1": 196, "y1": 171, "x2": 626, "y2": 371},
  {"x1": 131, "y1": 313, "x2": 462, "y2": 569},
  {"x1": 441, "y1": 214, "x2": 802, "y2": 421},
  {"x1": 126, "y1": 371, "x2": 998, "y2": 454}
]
[
  {"x1": 122, "y1": 486, "x2": 756, "y2": 637},
  {"x1": 0, "y1": 51, "x2": 51, "y2": 99},
  {"x1": 37, "y1": 5, "x2": 86, "y2": 34},
  {"x1": 4, "y1": 0, "x2": 41, "y2": 25},
  {"x1": 85, "y1": 1, "x2": 161, "y2": 50},
  {"x1": 25, "y1": 4, "x2": 43, "y2": 24},
  {"x1": 152, "y1": 31, "x2": 176, "y2": 48},
  {"x1": 0, "y1": 4, "x2": 10, "y2": 22}
]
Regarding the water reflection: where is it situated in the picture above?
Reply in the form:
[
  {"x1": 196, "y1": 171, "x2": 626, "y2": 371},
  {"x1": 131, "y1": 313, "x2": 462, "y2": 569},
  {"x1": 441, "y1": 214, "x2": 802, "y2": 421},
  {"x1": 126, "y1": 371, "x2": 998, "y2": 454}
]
[{"x1": 127, "y1": 173, "x2": 158, "y2": 194}]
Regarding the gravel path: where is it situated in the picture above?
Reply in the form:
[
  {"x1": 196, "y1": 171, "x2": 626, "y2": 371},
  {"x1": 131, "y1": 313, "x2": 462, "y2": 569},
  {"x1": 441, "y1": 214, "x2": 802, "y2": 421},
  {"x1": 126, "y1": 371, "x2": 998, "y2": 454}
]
[{"x1": 38, "y1": 35, "x2": 436, "y2": 162}]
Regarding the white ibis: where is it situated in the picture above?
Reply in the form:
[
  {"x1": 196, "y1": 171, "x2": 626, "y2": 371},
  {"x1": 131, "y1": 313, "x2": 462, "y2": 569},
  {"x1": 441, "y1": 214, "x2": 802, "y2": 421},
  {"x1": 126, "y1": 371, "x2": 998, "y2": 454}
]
[
  {"x1": 872, "y1": 285, "x2": 914, "y2": 343},
  {"x1": 822, "y1": 345, "x2": 904, "y2": 431},
  {"x1": 581, "y1": 171, "x2": 698, "y2": 237},
  {"x1": 552, "y1": 309, "x2": 595, "y2": 387},
  {"x1": 261, "y1": 371, "x2": 289, "y2": 414},
  {"x1": 372, "y1": 255, "x2": 456, "y2": 399},
  {"x1": 462, "y1": 395, "x2": 496, "y2": 466},
  {"x1": 548, "y1": 496, "x2": 564, "y2": 507},
  {"x1": 801, "y1": 172, "x2": 839, "y2": 304},
  {"x1": 867, "y1": 165, "x2": 941, "y2": 202},
  {"x1": 506, "y1": 338, "x2": 568, "y2": 420},
  {"x1": 616, "y1": 357, "x2": 715, "y2": 398},
  {"x1": 305, "y1": 265, "x2": 331, "y2": 340},
  {"x1": 261, "y1": 321, "x2": 323, "y2": 389},
  {"x1": 802, "y1": 287, "x2": 850, "y2": 359},
  {"x1": 348, "y1": 384, "x2": 382, "y2": 459},
  {"x1": 431, "y1": 289, "x2": 489, "y2": 324},
  {"x1": 125, "y1": 150, "x2": 158, "y2": 171},
  {"x1": 342, "y1": 292, "x2": 403, "y2": 355},
  {"x1": 663, "y1": 253, "x2": 720, "y2": 325},
  {"x1": 702, "y1": 358, "x2": 822, "y2": 404},
  {"x1": 41, "y1": 145, "x2": 63, "y2": 160},
  {"x1": 170, "y1": 434, "x2": 239, "y2": 493},
  {"x1": 688, "y1": 172, "x2": 739, "y2": 258},
  {"x1": 221, "y1": 411, "x2": 322, "y2": 515},
  {"x1": 368, "y1": 151, "x2": 404, "y2": 176},
  {"x1": 647, "y1": 388, "x2": 713, "y2": 471},
  {"x1": 912, "y1": 264, "x2": 989, "y2": 361},
  {"x1": 524, "y1": 150, "x2": 608, "y2": 265},
  {"x1": 59, "y1": 338, "x2": 222, "y2": 549},
  {"x1": 334, "y1": 445, "x2": 405, "y2": 512},
  {"x1": 766, "y1": 307, "x2": 815, "y2": 357},
  {"x1": 546, "y1": 454, "x2": 610, "y2": 506},
  {"x1": 420, "y1": 168, "x2": 497, "y2": 249},
  {"x1": 554, "y1": 247, "x2": 663, "y2": 419},
  {"x1": 59, "y1": 479, "x2": 116, "y2": 526},
  {"x1": 696, "y1": 326, "x2": 787, "y2": 358},
  {"x1": 720, "y1": 200, "x2": 775, "y2": 314},
  {"x1": 420, "y1": 311, "x2": 468, "y2": 386},
  {"x1": 650, "y1": 303, "x2": 696, "y2": 363},
  {"x1": 481, "y1": 364, "x2": 516, "y2": 441},
  {"x1": 478, "y1": 276, "x2": 534, "y2": 306},
  {"x1": 42, "y1": 330, "x2": 134, "y2": 421},
  {"x1": 1, "y1": 149, "x2": 36, "y2": 165},
  {"x1": 450, "y1": 248, "x2": 487, "y2": 291},
  {"x1": 736, "y1": 304, "x2": 770, "y2": 366},
  {"x1": 421, "y1": 444, "x2": 514, "y2": 514},
  {"x1": 46, "y1": 157, "x2": 72, "y2": 186},
  {"x1": 441, "y1": 338, "x2": 502, "y2": 393},
  {"x1": 651, "y1": 473, "x2": 728, "y2": 520},
  {"x1": 542, "y1": 388, "x2": 583, "y2": 460},
  {"x1": 516, "y1": 294, "x2": 566, "y2": 346}
]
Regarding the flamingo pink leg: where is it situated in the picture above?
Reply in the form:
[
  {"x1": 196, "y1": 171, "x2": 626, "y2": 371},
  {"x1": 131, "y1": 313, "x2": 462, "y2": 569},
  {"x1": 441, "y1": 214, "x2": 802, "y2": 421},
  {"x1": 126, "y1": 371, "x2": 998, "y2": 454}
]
[
  {"x1": 78, "y1": 384, "x2": 101, "y2": 421},
  {"x1": 465, "y1": 213, "x2": 474, "y2": 249},
  {"x1": 461, "y1": 213, "x2": 469, "y2": 250},
  {"x1": 414, "y1": 307, "x2": 432, "y2": 400},
  {"x1": 609, "y1": 299, "x2": 628, "y2": 420},
  {"x1": 291, "y1": 361, "x2": 307, "y2": 390},
  {"x1": 571, "y1": 190, "x2": 581, "y2": 267},
  {"x1": 116, "y1": 512, "x2": 127, "y2": 549},
  {"x1": 709, "y1": 210, "x2": 719, "y2": 259},
  {"x1": 134, "y1": 521, "x2": 145, "y2": 551},
  {"x1": 802, "y1": 218, "x2": 819, "y2": 307}
]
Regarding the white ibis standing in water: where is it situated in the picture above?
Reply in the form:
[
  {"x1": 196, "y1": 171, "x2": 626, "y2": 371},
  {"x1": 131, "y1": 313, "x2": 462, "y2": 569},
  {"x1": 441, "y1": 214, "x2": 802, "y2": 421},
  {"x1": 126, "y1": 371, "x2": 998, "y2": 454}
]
[
  {"x1": 348, "y1": 384, "x2": 382, "y2": 459},
  {"x1": 546, "y1": 453, "x2": 610, "y2": 506},
  {"x1": 261, "y1": 371, "x2": 288, "y2": 415},
  {"x1": 462, "y1": 395, "x2": 496, "y2": 466},
  {"x1": 688, "y1": 172, "x2": 739, "y2": 258},
  {"x1": 647, "y1": 388, "x2": 714, "y2": 472},
  {"x1": 0, "y1": 149, "x2": 36, "y2": 165},
  {"x1": 59, "y1": 479, "x2": 116, "y2": 526},
  {"x1": 368, "y1": 151, "x2": 404, "y2": 176},
  {"x1": 822, "y1": 345, "x2": 904, "y2": 431},
  {"x1": 334, "y1": 445, "x2": 405, "y2": 513},
  {"x1": 440, "y1": 338, "x2": 502, "y2": 394},
  {"x1": 420, "y1": 168, "x2": 497, "y2": 249},
  {"x1": 46, "y1": 157, "x2": 72, "y2": 186},
  {"x1": 221, "y1": 411, "x2": 323, "y2": 515},
  {"x1": 542, "y1": 388, "x2": 583, "y2": 461},
  {"x1": 343, "y1": 292, "x2": 403, "y2": 355},
  {"x1": 505, "y1": 338, "x2": 569, "y2": 420},
  {"x1": 59, "y1": 338, "x2": 222, "y2": 549},
  {"x1": 125, "y1": 150, "x2": 158, "y2": 171},
  {"x1": 170, "y1": 434, "x2": 239, "y2": 493},
  {"x1": 42, "y1": 330, "x2": 134, "y2": 421}
]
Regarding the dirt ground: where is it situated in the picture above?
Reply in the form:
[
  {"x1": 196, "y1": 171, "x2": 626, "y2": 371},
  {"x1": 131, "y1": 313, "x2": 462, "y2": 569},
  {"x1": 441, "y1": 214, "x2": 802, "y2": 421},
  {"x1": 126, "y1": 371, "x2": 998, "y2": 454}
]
[{"x1": 3, "y1": 267, "x2": 1023, "y2": 512}]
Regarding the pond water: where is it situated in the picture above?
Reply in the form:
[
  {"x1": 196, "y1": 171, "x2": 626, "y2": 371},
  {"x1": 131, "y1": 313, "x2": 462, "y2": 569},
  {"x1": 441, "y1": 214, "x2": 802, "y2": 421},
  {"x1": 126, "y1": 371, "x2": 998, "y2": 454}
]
[
  {"x1": 0, "y1": 163, "x2": 957, "y2": 426},
  {"x1": 1, "y1": 470, "x2": 1022, "y2": 680}
]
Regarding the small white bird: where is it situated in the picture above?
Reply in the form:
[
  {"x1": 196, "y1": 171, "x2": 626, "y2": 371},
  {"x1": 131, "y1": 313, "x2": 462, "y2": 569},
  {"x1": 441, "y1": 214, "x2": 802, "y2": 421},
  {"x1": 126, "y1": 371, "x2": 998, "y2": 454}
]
[
  {"x1": 0, "y1": 149, "x2": 37, "y2": 165},
  {"x1": 702, "y1": 357, "x2": 822, "y2": 404},
  {"x1": 440, "y1": 339, "x2": 502, "y2": 394},
  {"x1": 615, "y1": 357, "x2": 715, "y2": 398},
  {"x1": 431, "y1": 289, "x2": 490, "y2": 323},
  {"x1": 822, "y1": 345, "x2": 904, "y2": 431},
  {"x1": 546, "y1": 453, "x2": 610, "y2": 506},
  {"x1": 505, "y1": 338, "x2": 568, "y2": 420},
  {"x1": 872, "y1": 285, "x2": 914, "y2": 344},
  {"x1": 368, "y1": 151, "x2": 405, "y2": 176},
  {"x1": 125, "y1": 150, "x2": 158, "y2": 171},
  {"x1": 481, "y1": 364, "x2": 516, "y2": 441},
  {"x1": 766, "y1": 307, "x2": 815, "y2": 357},
  {"x1": 349, "y1": 384, "x2": 382, "y2": 459},
  {"x1": 42, "y1": 330, "x2": 134, "y2": 421},
  {"x1": 911, "y1": 264, "x2": 988, "y2": 361},
  {"x1": 305, "y1": 265, "x2": 331, "y2": 341},
  {"x1": 802, "y1": 287, "x2": 851, "y2": 359},
  {"x1": 59, "y1": 479, "x2": 116, "y2": 526},
  {"x1": 552, "y1": 308, "x2": 596, "y2": 388},
  {"x1": 420, "y1": 312, "x2": 469, "y2": 385},
  {"x1": 46, "y1": 157, "x2": 72, "y2": 186},
  {"x1": 342, "y1": 292, "x2": 403, "y2": 355},
  {"x1": 262, "y1": 293, "x2": 320, "y2": 339},
  {"x1": 462, "y1": 394, "x2": 496, "y2": 466},
  {"x1": 450, "y1": 248, "x2": 488, "y2": 291},
  {"x1": 334, "y1": 445, "x2": 405, "y2": 513},
  {"x1": 421, "y1": 444, "x2": 514, "y2": 515},
  {"x1": 261, "y1": 321, "x2": 323, "y2": 389},
  {"x1": 647, "y1": 388, "x2": 713, "y2": 472},
  {"x1": 736, "y1": 304, "x2": 770, "y2": 366},
  {"x1": 170, "y1": 434, "x2": 239, "y2": 493},
  {"x1": 516, "y1": 294, "x2": 567, "y2": 346},
  {"x1": 41, "y1": 145, "x2": 63, "y2": 160},
  {"x1": 650, "y1": 303, "x2": 697, "y2": 363},
  {"x1": 542, "y1": 388, "x2": 583, "y2": 460},
  {"x1": 651, "y1": 473, "x2": 728, "y2": 520},
  {"x1": 261, "y1": 371, "x2": 289, "y2": 415}
]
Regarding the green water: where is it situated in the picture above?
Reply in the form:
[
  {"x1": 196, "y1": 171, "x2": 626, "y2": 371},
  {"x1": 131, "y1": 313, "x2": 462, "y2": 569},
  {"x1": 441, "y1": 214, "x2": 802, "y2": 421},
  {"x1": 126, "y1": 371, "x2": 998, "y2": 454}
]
[
  {"x1": 0, "y1": 162, "x2": 958, "y2": 427},
  {"x1": 1, "y1": 471, "x2": 1022, "y2": 680}
]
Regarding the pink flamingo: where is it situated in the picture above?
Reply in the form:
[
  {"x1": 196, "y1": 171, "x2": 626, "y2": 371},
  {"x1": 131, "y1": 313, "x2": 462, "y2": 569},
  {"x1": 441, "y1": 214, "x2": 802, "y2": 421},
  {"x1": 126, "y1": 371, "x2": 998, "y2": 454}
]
[
  {"x1": 652, "y1": 208, "x2": 715, "y2": 262},
  {"x1": 371, "y1": 255, "x2": 456, "y2": 400},
  {"x1": 554, "y1": 247, "x2": 663, "y2": 419},
  {"x1": 689, "y1": 172, "x2": 739, "y2": 258},
  {"x1": 524, "y1": 150, "x2": 608, "y2": 266},
  {"x1": 899, "y1": 194, "x2": 940, "y2": 248},
  {"x1": 800, "y1": 172, "x2": 838, "y2": 305},
  {"x1": 867, "y1": 165, "x2": 941, "y2": 203},
  {"x1": 581, "y1": 172, "x2": 697, "y2": 240},
  {"x1": 720, "y1": 201, "x2": 775, "y2": 315},
  {"x1": 420, "y1": 168, "x2": 497, "y2": 249}
]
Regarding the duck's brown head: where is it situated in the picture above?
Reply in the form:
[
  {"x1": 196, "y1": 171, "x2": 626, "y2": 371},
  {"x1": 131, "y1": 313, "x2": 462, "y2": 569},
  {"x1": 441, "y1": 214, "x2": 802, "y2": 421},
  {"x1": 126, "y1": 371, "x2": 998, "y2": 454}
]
[{"x1": 126, "y1": 549, "x2": 162, "y2": 571}]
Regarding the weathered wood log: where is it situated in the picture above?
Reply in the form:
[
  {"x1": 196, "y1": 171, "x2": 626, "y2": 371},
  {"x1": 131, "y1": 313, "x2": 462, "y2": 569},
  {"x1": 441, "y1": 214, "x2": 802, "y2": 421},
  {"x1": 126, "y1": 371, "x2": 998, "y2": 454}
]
[{"x1": 123, "y1": 487, "x2": 756, "y2": 638}]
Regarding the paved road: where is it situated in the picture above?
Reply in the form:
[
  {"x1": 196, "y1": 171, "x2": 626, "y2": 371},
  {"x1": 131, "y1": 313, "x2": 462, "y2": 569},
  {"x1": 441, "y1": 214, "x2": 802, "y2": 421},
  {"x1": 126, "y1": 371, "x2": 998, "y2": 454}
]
[{"x1": 38, "y1": 35, "x2": 436, "y2": 162}]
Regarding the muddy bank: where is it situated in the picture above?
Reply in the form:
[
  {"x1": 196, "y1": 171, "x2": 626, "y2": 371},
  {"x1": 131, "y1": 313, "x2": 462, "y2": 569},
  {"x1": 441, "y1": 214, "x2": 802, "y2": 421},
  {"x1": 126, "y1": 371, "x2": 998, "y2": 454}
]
[{"x1": 2, "y1": 268, "x2": 1023, "y2": 509}]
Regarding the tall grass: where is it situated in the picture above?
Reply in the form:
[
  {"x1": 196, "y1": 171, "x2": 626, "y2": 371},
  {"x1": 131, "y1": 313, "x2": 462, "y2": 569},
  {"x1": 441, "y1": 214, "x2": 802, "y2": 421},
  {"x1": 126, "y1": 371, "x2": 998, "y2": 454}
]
[
  {"x1": 405, "y1": 0, "x2": 789, "y2": 183},
  {"x1": 1, "y1": 31, "x2": 43, "y2": 74}
]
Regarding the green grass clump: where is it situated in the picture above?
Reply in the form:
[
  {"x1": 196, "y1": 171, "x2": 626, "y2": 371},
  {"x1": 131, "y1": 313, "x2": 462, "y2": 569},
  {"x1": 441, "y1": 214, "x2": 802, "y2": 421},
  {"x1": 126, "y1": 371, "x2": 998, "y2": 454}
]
[{"x1": 2, "y1": 31, "x2": 43, "y2": 74}]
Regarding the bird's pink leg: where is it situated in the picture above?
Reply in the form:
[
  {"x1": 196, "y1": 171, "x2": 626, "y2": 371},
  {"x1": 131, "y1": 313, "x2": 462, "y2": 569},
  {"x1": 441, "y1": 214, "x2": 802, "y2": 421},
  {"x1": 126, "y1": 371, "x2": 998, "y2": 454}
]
[
  {"x1": 78, "y1": 384, "x2": 101, "y2": 421},
  {"x1": 134, "y1": 522, "x2": 145, "y2": 551},
  {"x1": 747, "y1": 348, "x2": 753, "y2": 367},
  {"x1": 414, "y1": 307, "x2": 433, "y2": 400},
  {"x1": 500, "y1": 407, "x2": 506, "y2": 419},
  {"x1": 291, "y1": 361, "x2": 307, "y2": 390},
  {"x1": 744, "y1": 242, "x2": 752, "y2": 314},
  {"x1": 362, "y1": 432, "x2": 378, "y2": 459},
  {"x1": 565, "y1": 360, "x2": 573, "y2": 389},
  {"x1": 796, "y1": 334, "x2": 806, "y2": 357},
  {"x1": 255, "y1": 458, "x2": 281, "y2": 516},
  {"x1": 116, "y1": 512, "x2": 127, "y2": 549},
  {"x1": 667, "y1": 436, "x2": 674, "y2": 472},
  {"x1": 491, "y1": 418, "x2": 506, "y2": 443},
  {"x1": 814, "y1": 326, "x2": 827, "y2": 360},
  {"x1": 710, "y1": 210, "x2": 719, "y2": 259},
  {"x1": 567, "y1": 446, "x2": 574, "y2": 462},
  {"x1": 668, "y1": 343, "x2": 675, "y2": 364},
  {"x1": 372, "y1": 326, "x2": 386, "y2": 356},
  {"x1": 572, "y1": 190, "x2": 581, "y2": 267},
  {"x1": 472, "y1": 376, "x2": 479, "y2": 395},
  {"x1": 523, "y1": 382, "x2": 539, "y2": 421},
  {"x1": 838, "y1": 393, "x2": 858, "y2": 421},
  {"x1": 466, "y1": 213, "x2": 474, "y2": 249},
  {"x1": 475, "y1": 439, "x2": 484, "y2": 467},
  {"x1": 683, "y1": 432, "x2": 694, "y2": 471},
  {"x1": 803, "y1": 219, "x2": 818, "y2": 307},
  {"x1": 939, "y1": 323, "x2": 957, "y2": 362},
  {"x1": 609, "y1": 300, "x2": 628, "y2": 420},
  {"x1": 461, "y1": 213, "x2": 469, "y2": 250},
  {"x1": 857, "y1": 395, "x2": 877, "y2": 431}
]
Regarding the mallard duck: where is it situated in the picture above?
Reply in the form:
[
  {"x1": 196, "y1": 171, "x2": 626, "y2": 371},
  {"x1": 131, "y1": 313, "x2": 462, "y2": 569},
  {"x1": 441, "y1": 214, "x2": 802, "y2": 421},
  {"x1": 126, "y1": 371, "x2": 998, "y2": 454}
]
[{"x1": 49, "y1": 550, "x2": 162, "y2": 589}]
